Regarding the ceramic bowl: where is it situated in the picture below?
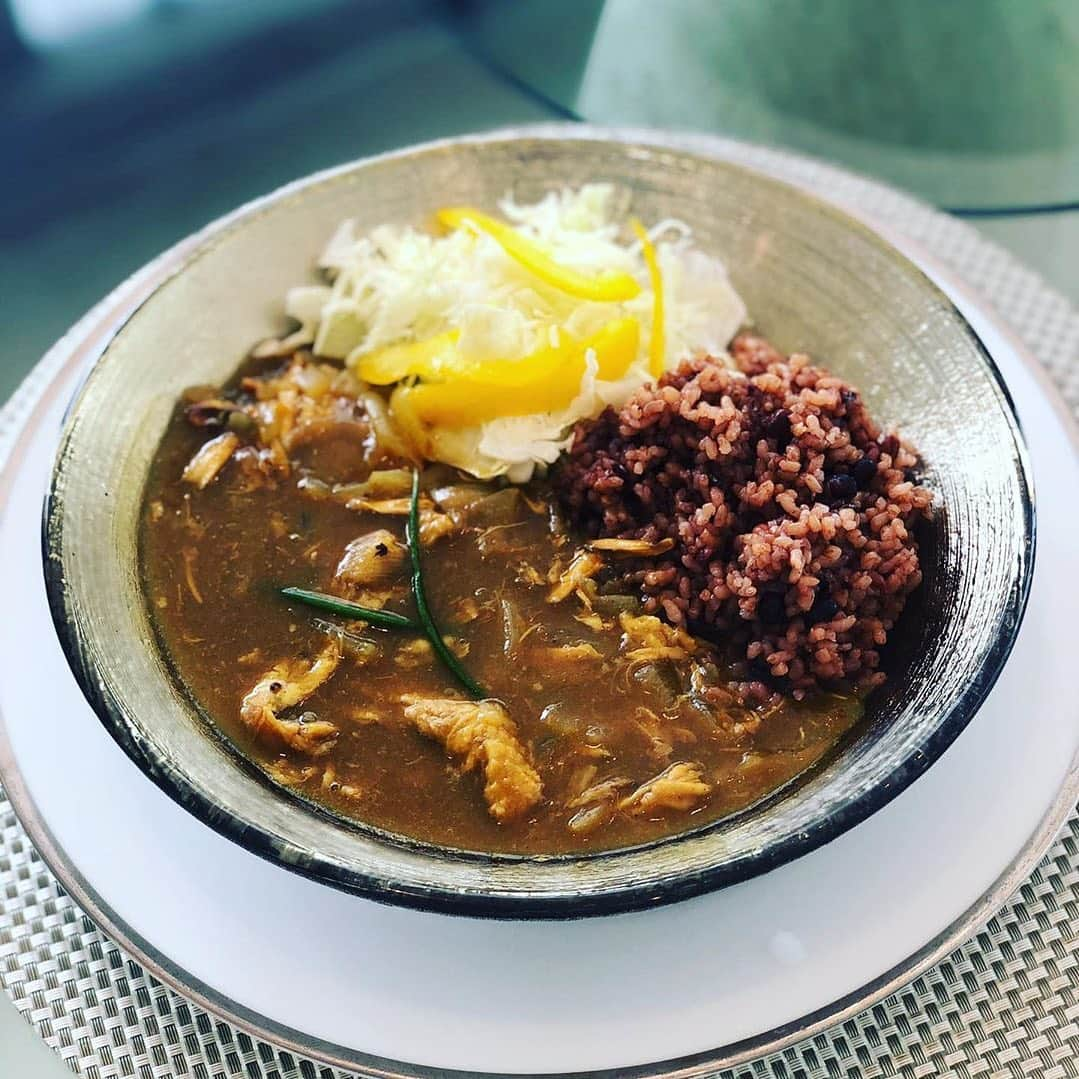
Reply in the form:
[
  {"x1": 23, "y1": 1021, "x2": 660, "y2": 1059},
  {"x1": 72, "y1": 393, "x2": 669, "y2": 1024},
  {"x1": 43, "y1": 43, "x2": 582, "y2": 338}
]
[{"x1": 42, "y1": 129, "x2": 1035, "y2": 917}]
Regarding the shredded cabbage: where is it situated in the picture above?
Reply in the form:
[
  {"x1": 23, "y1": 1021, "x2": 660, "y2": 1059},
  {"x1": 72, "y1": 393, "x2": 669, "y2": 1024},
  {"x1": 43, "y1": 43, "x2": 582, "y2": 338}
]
[{"x1": 285, "y1": 184, "x2": 747, "y2": 479}]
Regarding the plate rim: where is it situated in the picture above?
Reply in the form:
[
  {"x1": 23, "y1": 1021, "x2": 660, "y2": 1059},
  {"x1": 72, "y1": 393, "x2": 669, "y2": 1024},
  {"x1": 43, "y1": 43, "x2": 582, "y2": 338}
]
[{"x1": 37, "y1": 125, "x2": 1035, "y2": 917}]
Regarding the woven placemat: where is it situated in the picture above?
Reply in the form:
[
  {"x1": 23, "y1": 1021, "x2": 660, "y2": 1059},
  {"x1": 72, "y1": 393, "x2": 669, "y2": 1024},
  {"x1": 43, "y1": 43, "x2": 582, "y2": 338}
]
[{"x1": 1, "y1": 132, "x2": 1077, "y2": 1079}]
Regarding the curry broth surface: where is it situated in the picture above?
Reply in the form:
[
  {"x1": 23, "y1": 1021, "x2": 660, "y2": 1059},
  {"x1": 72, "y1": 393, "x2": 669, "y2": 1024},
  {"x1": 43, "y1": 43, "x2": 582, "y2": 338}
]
[{"x1": 140, "y1": 371, "x2": 862, "y2": 855}]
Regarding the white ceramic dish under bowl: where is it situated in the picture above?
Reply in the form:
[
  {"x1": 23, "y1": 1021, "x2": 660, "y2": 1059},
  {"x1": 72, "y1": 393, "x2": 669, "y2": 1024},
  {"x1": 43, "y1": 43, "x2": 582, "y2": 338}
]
[{"x1": 0, "y1": 211, "x2": 1075, "y2": 1077}]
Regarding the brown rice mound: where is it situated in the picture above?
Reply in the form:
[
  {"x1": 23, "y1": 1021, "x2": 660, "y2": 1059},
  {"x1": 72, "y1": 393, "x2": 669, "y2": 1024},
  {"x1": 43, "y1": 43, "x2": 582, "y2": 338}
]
[{"x1": 555, "y1": 333, "x2": 933, "y2": 699}]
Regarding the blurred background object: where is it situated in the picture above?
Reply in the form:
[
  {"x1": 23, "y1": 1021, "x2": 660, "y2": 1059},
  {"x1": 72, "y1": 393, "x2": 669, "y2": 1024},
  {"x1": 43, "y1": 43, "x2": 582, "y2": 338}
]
[
  {"x1": 471, "y1": 0, "x2": 1079, "y2": 211},
  {"x1": 0, "y1": 0, "x2": 551, "y2": 401},
  {"x1": 2, "y1": 0, "x2": 1076, "y2": 395},
  {"x1": 1, "y1": 1, "x2": 1077, "y2": 1073}
]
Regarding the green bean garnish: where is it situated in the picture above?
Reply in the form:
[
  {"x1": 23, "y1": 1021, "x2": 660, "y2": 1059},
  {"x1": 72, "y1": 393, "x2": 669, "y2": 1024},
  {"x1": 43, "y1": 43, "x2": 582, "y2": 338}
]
[
  {"x1": 280, "y1": 587, "x2": 420, "y2": 631},
  {"x1": 407, "y1": 468, "x2": 486, "y2": 699}
]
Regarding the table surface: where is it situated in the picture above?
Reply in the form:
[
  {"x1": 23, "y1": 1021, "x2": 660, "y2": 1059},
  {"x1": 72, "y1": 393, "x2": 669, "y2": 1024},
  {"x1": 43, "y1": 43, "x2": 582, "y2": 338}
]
[{"x1": 2, "y1": 3, "x2": 1076, "y2": 1074}]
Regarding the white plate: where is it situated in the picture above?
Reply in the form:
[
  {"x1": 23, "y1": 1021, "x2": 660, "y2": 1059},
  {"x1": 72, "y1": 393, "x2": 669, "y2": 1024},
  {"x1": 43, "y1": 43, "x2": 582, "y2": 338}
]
[{"x1": 1, "y1": 246, "x2": 1077, "y2": 1078}]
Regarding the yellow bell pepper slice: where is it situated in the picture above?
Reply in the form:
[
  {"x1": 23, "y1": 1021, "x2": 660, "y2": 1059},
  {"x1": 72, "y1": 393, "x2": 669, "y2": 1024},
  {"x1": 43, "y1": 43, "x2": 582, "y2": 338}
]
[
  {"x1": 358, "y1": 321, "x2": 637, "y2": 388},
  {"x1": 362, "y1": 318, "x2": 638, "y2": 390},
  {"x1": 353, "y1": 331, "x2": 460, "y2": 385},
  {"x1": 459, "y1": 318, "x2": 639, "y2": 388},
  {"x1": 584, "y1": 317, "x2": 640, "y2": 381},
  {"x1": 437, "y1": 206, "x2": 642, "y2": 303},
  {"x1": 402, "y1": 364, "x2": 584, "y2": 427},
  {"x1": 391, "y1": 319, "x2": 641, "y2": 428},
  {"x1": 631, "y1": 219, "x2": 665, "y2": 377}
]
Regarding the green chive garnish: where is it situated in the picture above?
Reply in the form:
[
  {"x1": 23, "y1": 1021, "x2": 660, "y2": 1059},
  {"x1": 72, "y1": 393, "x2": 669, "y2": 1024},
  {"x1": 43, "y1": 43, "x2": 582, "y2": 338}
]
[
  {"x1": 281, "y1": 473, "x2": 485, "y2": 698},
  {"x1": 407, "y1": 468, "x2": 486, "y2": 699},
  {"x1": 280, "y1": 587, "x2": 420, "y2": 631}
]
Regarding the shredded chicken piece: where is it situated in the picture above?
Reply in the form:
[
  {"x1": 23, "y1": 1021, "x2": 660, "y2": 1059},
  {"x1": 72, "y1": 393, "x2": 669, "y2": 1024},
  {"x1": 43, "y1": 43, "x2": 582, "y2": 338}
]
[
  {"x1": 569, "y1": 775, "x2": 632, "y2": 808},
  {"x1": 396, "y1": 637, "x2": 468, "y2": 668},
  {"x1": 239, "y1": 356, "x2": 373, "y2": 479},
  {"x1": 179, "y1": 498, "x2": 205, "y2": 540},
  {"x1": 619, "y1": 612, "x2": 699, "y2": 664},
  {"x1": 347, "y1": 496, "x2": 415, "y2": 514},
  {"x1": 396, "y1": 638, "x2": 433, "y2": 669},
  {"x1": 240, "y1": 642, "x2": 341, "y2": 755},
  {"x1": 619, "y1": 762, "x2": 712, "y2": 815},
  {"x1": 716, "y1": 711, "x2": 763, "y2": 742},
  {"x1": 252, "y1": 330, "x2": 310, "y2": 359},
  {"x1": 575, "y1": 611, "x2": 609, "y2": 632},
  {"x1": 265, "y1": 760, "x2": 319, "y2": 786},
  {"x1": 344, "y1": 497, "x2": 455, "y2": 546},
  {"x1": 182, "y1": 432, "x2": 239, "y2": 489},
  {"x1": 519, "y1": 489, "x2": 547, "y2": 514},
  {"x1": 537, "y1": 643, "x2": 603, "y2": 665},
  {"x1": 566, "y1": 762, "x2": 599, "y2": 798},
  {"x1": 348, "y1": 587, "x2": 400, "y2": 611},
  {"x1": 184, "y1": 398, "x2": 246, "y2": 428},
  {"x1": 566, "y1": 802, "x2": 610, "y2": 835},
  {"x1": 631, "y1": 706, "x2": 674, "y2": 763},
  {"x1": 451, "y1": 596, "x2": 482, "y2": 623},
  {"x1": 334, "y1": 529, "x2": 406, "y2": 587},
  {"x1": 516, "y1": 562, "x2": 546, "y2": 587},
  {"x1": 225, "y1": 446, "x2": 282, "y2": 492},
  {"x1": 419, "y1": 510, "x2": 456, "y2": 546},
  {"x1": 579, "y1": 743, "x2": 613, "y2": 760},
  {"x1": 587, "y1": 537, "x2": 676, "y2": 557},
  {"x1": 619, "y1": 612, "x2": 699, "y2": 653},
  {"x1": 737, "y1": 752, "x2": 766, "y2": 776},
  {"x1": 268, "y1": 511, "x2": 289, "y2": 539},
  {"x1": 248, "y1": 356, "x2": 342, "y2": 403},
  {"x1": 547, "y1": 549, "x2": 604, "y2": 604},
  {"x1": 312, "y1": 619, "x2": 383, "y2": 664},
  {"x1": 180, "y1": 547, "x2": 203, "y2": 604},
  {"x1": 401, "y1": 696, "x2": 542, "y2": 822},
  {"x1": 321, "y1": 763, "x2": 364, "y2": 800}
]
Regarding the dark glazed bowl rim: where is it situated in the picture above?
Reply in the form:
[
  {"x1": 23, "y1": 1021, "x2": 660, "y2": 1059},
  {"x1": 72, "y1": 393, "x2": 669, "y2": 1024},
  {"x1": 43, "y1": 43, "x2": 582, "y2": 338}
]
[{"x1": 40, "y1": 128, "x2": 1036, "y2": 919}]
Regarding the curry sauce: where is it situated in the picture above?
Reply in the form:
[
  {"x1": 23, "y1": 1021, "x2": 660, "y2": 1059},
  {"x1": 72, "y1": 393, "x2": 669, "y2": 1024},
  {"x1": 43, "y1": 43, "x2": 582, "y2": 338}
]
[{"x1": 140, "y1": 352, "x2": 863, "y2": 854}]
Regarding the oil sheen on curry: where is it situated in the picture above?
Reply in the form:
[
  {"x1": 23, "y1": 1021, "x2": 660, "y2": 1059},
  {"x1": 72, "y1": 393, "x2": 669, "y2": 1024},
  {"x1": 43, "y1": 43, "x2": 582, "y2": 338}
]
[{"x1": 139, "y1": 190, "x2": 929, "y2": 855}]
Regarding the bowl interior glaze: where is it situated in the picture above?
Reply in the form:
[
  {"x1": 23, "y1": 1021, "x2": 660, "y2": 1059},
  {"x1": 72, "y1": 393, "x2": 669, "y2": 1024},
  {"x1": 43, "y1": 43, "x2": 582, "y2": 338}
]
[{"x1": 43, "y1": 131, "x2": 1034, "y2": 917}]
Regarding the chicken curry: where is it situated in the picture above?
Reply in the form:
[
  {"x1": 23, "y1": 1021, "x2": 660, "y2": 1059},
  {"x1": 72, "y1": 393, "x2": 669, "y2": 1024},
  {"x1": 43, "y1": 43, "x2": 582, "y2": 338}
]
[{"x1": 140, "y1": 349, "x2": 863, "y2": 855}]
